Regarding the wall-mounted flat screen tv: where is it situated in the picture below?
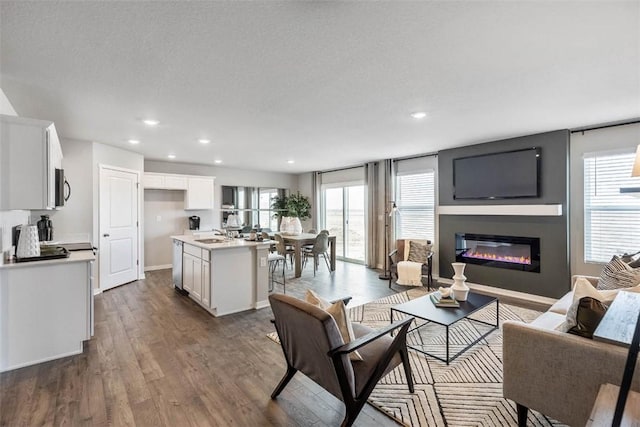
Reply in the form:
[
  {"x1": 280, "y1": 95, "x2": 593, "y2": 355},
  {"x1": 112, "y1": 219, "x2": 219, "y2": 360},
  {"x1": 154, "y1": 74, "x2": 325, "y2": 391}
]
[{"x1": 453, "y1": 147, "x2": 540, "y2": 199}]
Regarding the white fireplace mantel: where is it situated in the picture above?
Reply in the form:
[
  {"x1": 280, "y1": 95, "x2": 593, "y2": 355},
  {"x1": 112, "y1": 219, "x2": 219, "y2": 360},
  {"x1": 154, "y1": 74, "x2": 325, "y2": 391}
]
[{"x1": 438, "y1": 204, "x2": 563, "y2": 216}]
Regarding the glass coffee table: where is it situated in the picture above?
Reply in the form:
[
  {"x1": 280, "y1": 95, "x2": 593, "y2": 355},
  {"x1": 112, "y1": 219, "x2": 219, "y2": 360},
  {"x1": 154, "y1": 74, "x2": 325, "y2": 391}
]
[{"x1": 391, "y1": 292, "x2": 499, "y2": 365}]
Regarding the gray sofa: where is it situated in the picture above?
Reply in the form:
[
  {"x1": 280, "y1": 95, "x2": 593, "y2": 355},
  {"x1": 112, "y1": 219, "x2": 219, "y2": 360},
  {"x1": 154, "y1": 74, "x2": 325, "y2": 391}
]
[{"x1": 503, "y1": 276, "x2": 640, "y2": 426}]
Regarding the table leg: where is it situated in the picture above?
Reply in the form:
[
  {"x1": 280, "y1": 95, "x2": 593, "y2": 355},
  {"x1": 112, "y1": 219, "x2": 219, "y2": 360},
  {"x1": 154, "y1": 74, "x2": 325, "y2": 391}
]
[
  {"x1": 294, "y1": 241, "x2": 302, "y2": 278},
  {"x1": 329, "y1": 236, "x2": 336, "y2": 271},
  {"x1": 446, "y1": 325, "x2": 450, "y2": 365}
]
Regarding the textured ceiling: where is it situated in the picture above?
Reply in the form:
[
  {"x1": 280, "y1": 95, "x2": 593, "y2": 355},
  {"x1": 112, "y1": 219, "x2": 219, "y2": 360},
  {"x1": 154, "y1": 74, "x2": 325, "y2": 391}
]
[{"x1": 1, "y1": 1, "x2": 639, "y2": 173}]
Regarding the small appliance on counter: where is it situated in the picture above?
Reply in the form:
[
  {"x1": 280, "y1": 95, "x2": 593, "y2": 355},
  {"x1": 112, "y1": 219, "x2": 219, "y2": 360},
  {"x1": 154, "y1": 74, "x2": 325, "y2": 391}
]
[
  {"x1": 189, "y1": 215, "x2": 200, "y2": 230},
  {"x1": 37, "y1": 215, "x2": 53, "y2": 241}
]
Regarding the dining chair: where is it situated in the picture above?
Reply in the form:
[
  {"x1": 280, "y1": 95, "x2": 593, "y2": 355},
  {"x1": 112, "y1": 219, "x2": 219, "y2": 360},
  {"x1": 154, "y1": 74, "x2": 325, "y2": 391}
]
[
  {"x1": 303, "y1": 233, "x2": 331, "y2": 276},
  {"x1": 274, "y1": 234, "x2": 295, "y2": 269}
]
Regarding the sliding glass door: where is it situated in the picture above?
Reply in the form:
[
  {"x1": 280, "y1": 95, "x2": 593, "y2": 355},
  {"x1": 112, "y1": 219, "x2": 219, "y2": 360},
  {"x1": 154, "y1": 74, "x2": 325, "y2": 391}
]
[{"x1": 323, "y1": 185, "x2": 366, "y2": 263}]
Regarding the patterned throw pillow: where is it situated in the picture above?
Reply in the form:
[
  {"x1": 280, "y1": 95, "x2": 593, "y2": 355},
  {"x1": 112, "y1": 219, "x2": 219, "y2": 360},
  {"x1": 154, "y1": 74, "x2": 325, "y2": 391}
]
[
  {"x1": 407, "y1": 241, "x2": 429, "y2": 263},
  {"x1": 597, "y1": 255, "x2": 640, "y2": 290}
]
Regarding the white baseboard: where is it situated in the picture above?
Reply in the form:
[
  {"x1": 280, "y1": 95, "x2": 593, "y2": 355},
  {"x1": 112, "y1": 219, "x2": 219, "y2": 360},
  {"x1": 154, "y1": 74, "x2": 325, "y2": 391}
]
[
  {"x1": 144, "y1": 264, "x2": 171, "y2": 272},
  {"x1": 255, "y1": 300, "x2": 269, "y2": 310},
  {"x1": 93, "y1": 288, "x2": 102, "y2": 296},
  {"x1": 437, "y1": 277, "x2": 557, "y2": 307}
]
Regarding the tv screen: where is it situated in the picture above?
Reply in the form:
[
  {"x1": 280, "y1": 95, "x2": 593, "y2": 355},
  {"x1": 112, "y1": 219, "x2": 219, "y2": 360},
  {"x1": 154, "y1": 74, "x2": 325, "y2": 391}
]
[{"x1": 453, "y1": 148, "x2": 540, "y2": 199}]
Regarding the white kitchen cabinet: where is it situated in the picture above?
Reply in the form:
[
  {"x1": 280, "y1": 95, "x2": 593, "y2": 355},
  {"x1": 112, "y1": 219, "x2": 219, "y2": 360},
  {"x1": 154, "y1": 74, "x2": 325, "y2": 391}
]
[
  {"x1": 0, "y1": 114, "x2": 63, "y2": 210},
  {"x1": 182, "y1": 243, "x2": 208, "y2": 305},
  {"x1": 182, "y1": 252, "x2": 195, "y2": 292},
  {"x1": 185, "y1": 176, "x2": 214, "y2": 210},
  {"x1": 0, "y1": 252, "x2": 95, "y2": 372},
  {"x1": 143, "y1": 172, "x2": 188, "y2": 190},
  {"x1": 202, "y1": 260, "x2": 211, "y2": 307}
]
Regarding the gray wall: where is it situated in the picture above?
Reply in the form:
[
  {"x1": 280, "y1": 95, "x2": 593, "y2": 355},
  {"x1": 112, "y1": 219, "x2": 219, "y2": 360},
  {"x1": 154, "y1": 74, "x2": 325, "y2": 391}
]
[{"x1": 438, "y1": 130, "x2": 570, "y2": 298}]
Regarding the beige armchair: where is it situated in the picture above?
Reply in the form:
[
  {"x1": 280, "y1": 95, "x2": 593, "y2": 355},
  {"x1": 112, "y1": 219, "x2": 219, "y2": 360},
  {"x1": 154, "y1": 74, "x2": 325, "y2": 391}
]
[
  {"x1": 269, "y1": 293, "x2": 414, "y2": 427},
  {"x1": 389, "y1": 239, "x2": 433, "y2": 288}
]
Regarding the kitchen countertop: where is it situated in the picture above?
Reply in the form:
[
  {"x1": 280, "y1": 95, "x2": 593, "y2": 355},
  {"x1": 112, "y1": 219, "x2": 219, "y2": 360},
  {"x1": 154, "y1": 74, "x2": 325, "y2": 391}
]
[
  {"x1": 171, "y1": 235, "x2": 272, "y2": 251},
  {"x1": 0, "y1": 250, "x2": 96, "y2": 270}
]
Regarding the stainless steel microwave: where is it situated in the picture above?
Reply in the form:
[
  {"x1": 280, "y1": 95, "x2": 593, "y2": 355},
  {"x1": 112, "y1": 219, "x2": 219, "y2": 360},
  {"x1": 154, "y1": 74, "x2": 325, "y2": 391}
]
[{"x1": 55, "y1": 168, "x2": 70, "y2": 207}]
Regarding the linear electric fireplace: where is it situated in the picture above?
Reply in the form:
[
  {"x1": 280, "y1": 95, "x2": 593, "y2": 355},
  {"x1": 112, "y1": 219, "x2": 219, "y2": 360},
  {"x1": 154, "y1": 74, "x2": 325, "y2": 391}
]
[{"x1": 455, "y1": 233, "x2": 540, "y2": 273}]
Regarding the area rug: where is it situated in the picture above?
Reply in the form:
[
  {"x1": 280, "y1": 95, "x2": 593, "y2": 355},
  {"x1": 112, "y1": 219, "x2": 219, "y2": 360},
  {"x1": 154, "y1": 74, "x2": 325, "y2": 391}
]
[{"x1": 268, "y1": 288, "x2": 566, "y2": 427}]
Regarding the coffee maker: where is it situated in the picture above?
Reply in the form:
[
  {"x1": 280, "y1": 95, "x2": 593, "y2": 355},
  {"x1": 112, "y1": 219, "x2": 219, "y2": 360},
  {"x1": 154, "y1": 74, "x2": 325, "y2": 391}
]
[
  {"x1": 37, "y1": 215, "x2": 53, "y2": 241},
  {"x1": 189, "y1": 216, "x2": 200, "y2": 230}
]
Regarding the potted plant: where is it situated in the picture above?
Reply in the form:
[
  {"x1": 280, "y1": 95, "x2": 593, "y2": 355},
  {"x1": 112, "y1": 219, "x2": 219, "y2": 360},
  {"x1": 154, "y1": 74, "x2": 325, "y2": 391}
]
[{"x1": 271, "y1": 192, "x2": 311, "y2": 235}]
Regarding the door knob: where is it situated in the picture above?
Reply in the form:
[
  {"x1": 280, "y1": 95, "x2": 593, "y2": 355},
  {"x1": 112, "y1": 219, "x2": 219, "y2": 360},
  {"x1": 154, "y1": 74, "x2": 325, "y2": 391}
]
[{"x1": 103, "y1": 233, "x2": 110, "y2": 237}]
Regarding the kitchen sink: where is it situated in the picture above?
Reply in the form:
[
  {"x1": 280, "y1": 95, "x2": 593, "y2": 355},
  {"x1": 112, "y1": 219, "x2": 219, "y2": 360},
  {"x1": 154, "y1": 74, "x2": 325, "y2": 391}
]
[{"x1": 194, "y1": 238, "x2": 225, "y2": 244}]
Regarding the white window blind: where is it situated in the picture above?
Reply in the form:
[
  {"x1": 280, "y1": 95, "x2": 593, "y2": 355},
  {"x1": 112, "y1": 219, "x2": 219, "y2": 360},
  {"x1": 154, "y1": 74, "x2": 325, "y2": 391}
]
[
  {"x1": 584, "y1": 150, "x2": 640, "y2": 263},
  {"x1": 394, "y1": 171, "x2": 435, "y2": 241}
]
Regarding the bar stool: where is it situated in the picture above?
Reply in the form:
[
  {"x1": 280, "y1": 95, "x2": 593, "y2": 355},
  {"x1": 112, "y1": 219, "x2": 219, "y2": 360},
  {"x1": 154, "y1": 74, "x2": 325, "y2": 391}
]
[{"x1": 268, "y1": 252, "x2": 286, "y2": 293}]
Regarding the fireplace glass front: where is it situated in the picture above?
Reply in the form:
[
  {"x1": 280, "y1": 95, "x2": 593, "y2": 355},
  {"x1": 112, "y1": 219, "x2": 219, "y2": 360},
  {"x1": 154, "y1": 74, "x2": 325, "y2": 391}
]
[{"x1": 455, "y1": 233, "x2": 540, "y2": 272}]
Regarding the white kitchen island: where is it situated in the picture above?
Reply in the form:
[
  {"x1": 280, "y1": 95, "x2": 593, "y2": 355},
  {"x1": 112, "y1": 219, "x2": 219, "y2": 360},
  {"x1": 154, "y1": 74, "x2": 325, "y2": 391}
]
[
  {"x1": 171, "y1": 235, "x2": 271, "y2": 317},
  {"x1": 0, "y1": 251, "x2": 95, "y2": 372}
]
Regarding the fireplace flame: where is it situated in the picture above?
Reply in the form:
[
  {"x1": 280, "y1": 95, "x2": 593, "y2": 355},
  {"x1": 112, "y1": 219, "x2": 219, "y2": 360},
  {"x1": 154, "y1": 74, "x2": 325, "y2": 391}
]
[{"x1": 462, "y1": 250, "x2": 531, "y2": 265}]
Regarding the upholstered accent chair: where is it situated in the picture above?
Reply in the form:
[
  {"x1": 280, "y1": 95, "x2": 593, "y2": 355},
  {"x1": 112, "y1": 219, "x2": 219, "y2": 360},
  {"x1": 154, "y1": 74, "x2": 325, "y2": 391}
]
[
  {"x1": 388, "y1": 239, "x2": 433, "y2": 288},
  {"x1": 269, "y1": 293, "x2": 415, "y2": 427}
]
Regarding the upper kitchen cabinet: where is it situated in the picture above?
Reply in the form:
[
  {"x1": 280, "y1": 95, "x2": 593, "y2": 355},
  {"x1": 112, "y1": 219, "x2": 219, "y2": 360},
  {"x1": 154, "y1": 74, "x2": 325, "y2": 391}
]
[
  {"x1": 185, "y1": 176, "x2": 215, "y2": 210},
  {"x1": 143, "y1": 172, "x2": 188, "y2": 190},
  {"x1": 0, "y1": 115, "x2": 63, "y2": 210}
]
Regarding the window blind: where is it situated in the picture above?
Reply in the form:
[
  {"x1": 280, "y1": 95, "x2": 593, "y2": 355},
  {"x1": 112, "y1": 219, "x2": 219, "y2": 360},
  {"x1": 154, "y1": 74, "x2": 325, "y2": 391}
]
[
  {"x1": 394, "y1": 171, "x2": 435, "y2": 241},
  {"x1": 584, "y1": 151, "x2": 640, "y2": 263}
]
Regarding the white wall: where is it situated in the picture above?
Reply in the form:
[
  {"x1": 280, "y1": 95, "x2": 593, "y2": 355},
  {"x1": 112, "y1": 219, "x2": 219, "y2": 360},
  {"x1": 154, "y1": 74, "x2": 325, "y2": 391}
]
[
  {"x1": 143, "y1": 160, "x2": 298, "y2": 268},
  {"x1": 570, "y1": 123, "x2": 640, "y2": 277},
  {"x1": 93, "y1": 143, "x2": 145, "y2": 286},
  {"x1": 0, "y1": 88, "x2": 29, "y2": 258}
]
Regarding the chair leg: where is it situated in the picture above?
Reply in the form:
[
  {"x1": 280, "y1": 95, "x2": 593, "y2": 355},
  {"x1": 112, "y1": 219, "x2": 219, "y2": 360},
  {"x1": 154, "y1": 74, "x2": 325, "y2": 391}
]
[
  {"x1": 322, "y1": 253, "x2": 330, "y2": 272},
  {"x1": 516, "y1": 403, "x2": 528, "y2": 427},
  {"x1": 282, "y1": 258, "x2": 286, "y2": 294},
  {"x1": 399, "y1": 347, "x2": 414, "y2": 393},
  {"x1": 341, "y1": 401, "x2": 367, "y2": 427},
  {"x1": 271, "y1": 366, "x2": 297, "y2": 399}
]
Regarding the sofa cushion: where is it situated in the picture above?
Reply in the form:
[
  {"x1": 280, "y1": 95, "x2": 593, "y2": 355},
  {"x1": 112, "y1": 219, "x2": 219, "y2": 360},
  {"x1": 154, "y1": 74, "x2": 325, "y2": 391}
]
[
  {"x1": 597, "y1": 255, "x2": 640, "y2": 290},
  {"x1": 530, "y1": 311, "x2": 567, "y2": 330},
  {"x1": 549, "y1": 291, "x2": 574, "y2": 315}
]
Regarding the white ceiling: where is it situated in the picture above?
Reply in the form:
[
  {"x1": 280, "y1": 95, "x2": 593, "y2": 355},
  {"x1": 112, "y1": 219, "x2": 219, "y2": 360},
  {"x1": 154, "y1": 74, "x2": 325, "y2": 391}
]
[{"x1": 1, "y1": 1, "x2": 639, "y2": 173}]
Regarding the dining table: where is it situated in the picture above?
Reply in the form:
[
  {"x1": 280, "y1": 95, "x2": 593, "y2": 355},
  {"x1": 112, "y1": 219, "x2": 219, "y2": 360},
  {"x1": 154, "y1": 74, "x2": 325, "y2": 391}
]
[{"x1": 269, "y1": 232, "x2": 337, "y2": 278}]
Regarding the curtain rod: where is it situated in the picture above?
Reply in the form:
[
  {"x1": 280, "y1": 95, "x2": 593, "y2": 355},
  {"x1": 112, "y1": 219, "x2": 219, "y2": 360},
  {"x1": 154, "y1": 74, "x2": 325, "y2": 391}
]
[
  {"x1": 392, "y1": 151, "x2": 438, "y2": 162},
  {"x1": 319, "y1": 164, "x2": 365, "y2": 174},
  {"x1": 570, "y1": 118, "x2": 640, "y2": 134}
]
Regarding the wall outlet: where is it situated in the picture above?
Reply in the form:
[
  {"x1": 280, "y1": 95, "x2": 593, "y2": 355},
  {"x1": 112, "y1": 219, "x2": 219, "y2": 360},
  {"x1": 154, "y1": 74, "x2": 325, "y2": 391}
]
[
  {"x1": 156, "y1": 215, "x2": 162, "y2": 222},
  {"x1": 260, "y1": 257, "x2": 267, "y2": 267}
]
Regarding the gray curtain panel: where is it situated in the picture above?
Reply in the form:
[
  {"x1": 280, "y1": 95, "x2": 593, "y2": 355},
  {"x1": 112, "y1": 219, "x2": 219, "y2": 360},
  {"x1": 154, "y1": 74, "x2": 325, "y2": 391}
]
[
  {"x1": 311, "y1": 171, "x2": 322, "y2": 231},
  {"x1": 365, "y1": 162, "x2": 378, "y2": 268},
  {"x1": 382, "y1": 159, "x2": 396, "y2": 272}
]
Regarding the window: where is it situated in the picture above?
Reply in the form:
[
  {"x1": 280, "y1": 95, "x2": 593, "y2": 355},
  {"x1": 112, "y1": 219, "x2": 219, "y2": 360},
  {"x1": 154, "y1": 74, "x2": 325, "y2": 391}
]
[
  {"x1": 395, "y1": 171, "x2": 436, "y2": 241},
  {"x1": 258, "y1": 188, "x2": 278, "y2": 231},
  {"x1": 584, "y1": 150, "x2": 640, "y2": 263}
]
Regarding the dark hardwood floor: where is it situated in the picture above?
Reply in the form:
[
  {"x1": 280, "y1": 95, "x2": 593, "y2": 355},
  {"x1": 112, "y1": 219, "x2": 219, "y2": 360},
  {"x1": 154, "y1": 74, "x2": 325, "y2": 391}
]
[{"x1": 0, "y1": 261, "x2": 409, "y2": 426}]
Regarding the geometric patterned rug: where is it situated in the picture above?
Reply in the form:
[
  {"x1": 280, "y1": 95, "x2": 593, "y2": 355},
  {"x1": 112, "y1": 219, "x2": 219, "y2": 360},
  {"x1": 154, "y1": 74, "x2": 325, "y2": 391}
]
[{"x1": 268, "y1": 288, "x2": 567, "y2": 427}]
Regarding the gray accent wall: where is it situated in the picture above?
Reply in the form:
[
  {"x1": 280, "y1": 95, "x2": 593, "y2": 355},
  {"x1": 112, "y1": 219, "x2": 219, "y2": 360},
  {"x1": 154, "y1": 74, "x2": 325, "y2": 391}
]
[{"x1": 438, "y1": 130, "x2": 570, "y2": 298}]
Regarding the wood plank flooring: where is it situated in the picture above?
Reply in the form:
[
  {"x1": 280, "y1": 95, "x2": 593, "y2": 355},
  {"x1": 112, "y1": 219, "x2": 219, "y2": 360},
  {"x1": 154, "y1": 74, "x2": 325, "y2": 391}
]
[{"x1": 0, "y1": 261, "x2": 404, "y2": 426}]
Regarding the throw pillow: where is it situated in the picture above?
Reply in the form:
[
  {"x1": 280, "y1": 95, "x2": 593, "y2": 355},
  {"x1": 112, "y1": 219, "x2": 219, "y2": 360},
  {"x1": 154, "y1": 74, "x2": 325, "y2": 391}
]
[
  {"x1": 305, "y1": 290, "x2": 363, "y2": 361},
  {"x1": 407, "y1": 241, "x2": 430, "y2": 263},
  {"x1": 597, "y1": 255, "x2": 640, "y2": 290},
  {"x1": 567, "y1": 297, "x2": 608, "y2": 339}
]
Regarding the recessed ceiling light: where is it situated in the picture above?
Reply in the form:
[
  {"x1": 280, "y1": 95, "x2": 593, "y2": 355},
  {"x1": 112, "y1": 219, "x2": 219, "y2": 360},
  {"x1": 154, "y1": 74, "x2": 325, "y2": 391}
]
[
  {"x1": 167, "y1": 154, "x2": 176, "y2": 159},
  {"x1": 198, "y1": 139, "x2": 211, "y2": 144},
  {"x1": 128, "y1": 139, "x2": 140, "y2": 144},
  {"x1": 143, "y1": 119, "x2": 159, "y2": 126},
  {"x1": 214, "y1": 159, "x2": 222, "y2": 164},
  {"x1": 410, "y1": 112, "x2": 427, "y2": 119},
  {"x1": 287, "y1": 160, "x2": 295, "y2": 164}
]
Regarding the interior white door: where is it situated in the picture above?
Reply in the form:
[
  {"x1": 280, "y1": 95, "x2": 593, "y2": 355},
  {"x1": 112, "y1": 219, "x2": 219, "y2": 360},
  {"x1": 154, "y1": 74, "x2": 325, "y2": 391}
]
[{"x1": 100, "y1": 166, "x2": 139, "y2": 290}]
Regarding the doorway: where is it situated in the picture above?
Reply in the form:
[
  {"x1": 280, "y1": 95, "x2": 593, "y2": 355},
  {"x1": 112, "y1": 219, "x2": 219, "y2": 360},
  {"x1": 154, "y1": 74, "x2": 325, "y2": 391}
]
[
  {"x1": 323, "y1": 185, "x2": 366, "y2": 263},
  {"x1": 99, "y1": 165, "x2": 141, "y2": 291}
]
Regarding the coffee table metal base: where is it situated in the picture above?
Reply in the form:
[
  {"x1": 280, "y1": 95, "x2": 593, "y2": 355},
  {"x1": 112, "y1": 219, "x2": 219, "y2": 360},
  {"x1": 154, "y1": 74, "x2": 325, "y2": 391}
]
[{"x1": 391, "y1": 299, "x2": 499, "y2": 365}]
